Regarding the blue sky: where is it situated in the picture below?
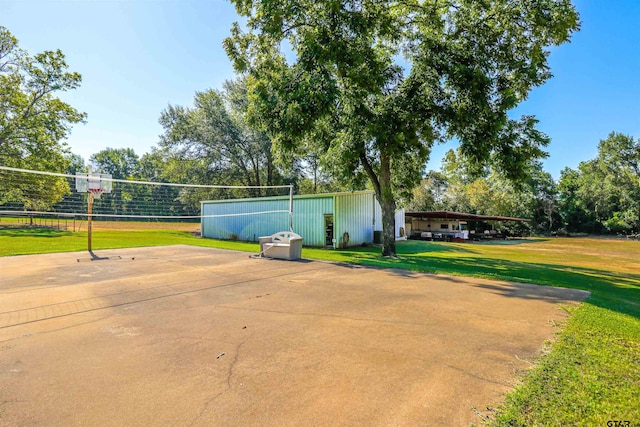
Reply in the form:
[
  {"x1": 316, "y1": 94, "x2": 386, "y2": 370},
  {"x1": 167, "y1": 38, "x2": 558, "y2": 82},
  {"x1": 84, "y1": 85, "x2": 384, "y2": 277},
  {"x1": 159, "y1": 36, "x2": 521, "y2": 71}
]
[{"x1": 1, "y1": 0, "x2": 639, "y2": 179}]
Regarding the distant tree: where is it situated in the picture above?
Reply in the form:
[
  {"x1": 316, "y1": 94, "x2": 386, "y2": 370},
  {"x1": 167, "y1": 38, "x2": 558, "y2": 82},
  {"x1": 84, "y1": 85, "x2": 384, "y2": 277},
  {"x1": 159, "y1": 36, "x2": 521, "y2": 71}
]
[
  {"x1": 0, "y1": 168, "x2": 69, "y2": 212},
  {"x1": 597, "y1": 132, "x2": 639, "y2": 233},
  {"x1": 0, "y1": 26, "x2": 85, "y2": 209},
  {"x1": 526, "y1": 166, "x2": 560, "y2": 233},
  {"x1": 64, "y1": 153, "x2": 86, "y2": 175},
  {"x1": 577, "y1": 159, "x2": 615, "y2": 233},
  {"x1": 90, "y1": 148, "x2": 139, "y2": 179},
  {"x1": 296, "y1": 144, "x2": 369, "y2": 194},
  {"x1": 466, "y1": 179, "x2": 495, "y2": 216},
  {"x1": 558, "y1": 132, "x2": 639, "y2": 234},
  {"x1": 486, "y1": 173, "x2": 527, "y2": 218},
  {"x1": 0, "y1": 26, "x2": 85, "y2": 170},
  {"x1": 407, "y1": 171, "x2": 448, "y2": 211},
  {"x1": 138, "y1": 148, "x2": 214, "y2": 212},
  {"x1": 294, "y1": 149, "x2": 334, "y2": 195},
  {"x1": 88, "y1": 148, "x2": 140, "y2": 216},
  {"x1": 598, "y1": 132, "x2": 640, "y2": 180},
  {"x1": 158, "y1": 78, "x2": 284, "y2": 198},
  {"x1": 419, "y1": 153, "x2": 558, "y2": 234},
  {"x1": 438, "y1": 148, "x2": 524, "y2": 218},
  {"x1": 225, "y1": 0, "x2": 579, "y2": 256},
  {"x1": 129, "y1": 149, "x2": 195, "y2": 217},
  {"x1": 557, "y1": 167, "x2": 588, "y2": 232},
  {"x1": 137, "y1": 149, "x2": 166, "y2": 182}
]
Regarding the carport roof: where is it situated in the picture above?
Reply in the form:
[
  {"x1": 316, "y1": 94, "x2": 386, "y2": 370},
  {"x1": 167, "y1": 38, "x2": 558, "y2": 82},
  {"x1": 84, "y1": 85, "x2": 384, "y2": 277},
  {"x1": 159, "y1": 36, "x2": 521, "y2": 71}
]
[{"x1": 405, "y1": 211, "x2": 531, "y2": 222}]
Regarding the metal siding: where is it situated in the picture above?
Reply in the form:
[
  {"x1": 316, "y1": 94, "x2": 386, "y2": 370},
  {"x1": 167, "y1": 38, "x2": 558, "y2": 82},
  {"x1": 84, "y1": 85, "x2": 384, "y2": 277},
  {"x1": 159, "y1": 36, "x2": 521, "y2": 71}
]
[
  {"x1": 395, "y1": 208, "x2": 405, "y2": 238},
  {"x1": 335, "y1": 193, "x2": 375, "y2": 247},
  {"x1": 202, "y1": 195, "x2": 334, "y2": 246},
  {"x1": 374, "y1": 199, "x2": 383, "y2": 232},
  {"x1": 202, "y1": 193, "x2": 406, "y2": 245},
  {"x1": 202, "y1": 199, "x2": 289, "y2": 241},
  {"x1": 291, "y1": 196, "x2": 334, "y2": 247}
]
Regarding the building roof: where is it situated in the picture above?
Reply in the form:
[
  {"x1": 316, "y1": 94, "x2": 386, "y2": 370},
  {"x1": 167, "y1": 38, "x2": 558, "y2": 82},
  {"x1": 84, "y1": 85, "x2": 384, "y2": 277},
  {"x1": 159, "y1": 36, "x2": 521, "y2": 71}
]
[
  {"x1": 405, "y1": 211, "x2": 531, "y2": 223},
  {"x1": 201, "y1": 190, "x2": 375, "y2": 204}
]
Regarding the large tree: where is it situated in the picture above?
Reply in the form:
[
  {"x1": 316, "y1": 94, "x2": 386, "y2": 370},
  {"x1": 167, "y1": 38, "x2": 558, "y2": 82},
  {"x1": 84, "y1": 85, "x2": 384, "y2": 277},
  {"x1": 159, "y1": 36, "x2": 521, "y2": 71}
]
[
  {"x1": 558, "y1": 132, "x2": 640, "y2": 234},
  {"x1": 158, "y1": 78, "x2": 282, "y2": 198},
  {"x1": 597, "y1": 133, "x2": 640, "y2": 233},
  {"x1": 0, "y1": 26, "x2": 85, "y2": 169},
  {"x1": 224, "y1": 0, "x2": 579, "y2": 256},
  {"x1": 0, "y1": 26, "x2": 85, "y2": 210},
  {"x1": 90, "y1": 147, "x2": 139, "y2": 180}
]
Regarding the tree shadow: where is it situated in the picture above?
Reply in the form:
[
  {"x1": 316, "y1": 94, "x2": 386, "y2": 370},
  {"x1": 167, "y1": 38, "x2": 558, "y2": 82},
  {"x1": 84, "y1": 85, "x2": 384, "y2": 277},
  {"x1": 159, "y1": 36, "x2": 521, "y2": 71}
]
[
  {"x1": 349, "y1": 253, "x2": 640, "y2": 320},
  {"x1": 0, "y1": 226, "x2": 73, "y2": 238},
  {"x1": 88, "y1": 250, "x2": 110, "y2": 261},
  {"x1": 470, "y1": 238, "x2": 549, "y2": 246},
  {"x1": 344, "y1": 240, "x2": 479, "y2": 255},
  {"x1": 401, "y1": 241, "x2": 480, "y2": 254},
  {"x1": 471, "y1": 282, "x2": 590, "y2": 305}
]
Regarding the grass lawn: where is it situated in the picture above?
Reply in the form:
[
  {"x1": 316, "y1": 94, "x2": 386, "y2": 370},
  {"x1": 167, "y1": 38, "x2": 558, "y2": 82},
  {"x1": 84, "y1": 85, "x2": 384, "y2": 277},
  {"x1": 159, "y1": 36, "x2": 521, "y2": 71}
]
[
  {"x1": 1, "y1": 226, "x2": 638, "y2": 425},
  {"x1": 0, "y1": 226, "x2": 259, "y2": 256}
]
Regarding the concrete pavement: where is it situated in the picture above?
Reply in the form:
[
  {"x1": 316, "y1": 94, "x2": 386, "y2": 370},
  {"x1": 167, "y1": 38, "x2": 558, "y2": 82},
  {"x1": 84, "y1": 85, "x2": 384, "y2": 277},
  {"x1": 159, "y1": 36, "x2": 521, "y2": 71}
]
[{"x1": 0, "y1": 245, "x2": 589, "y2": 426}]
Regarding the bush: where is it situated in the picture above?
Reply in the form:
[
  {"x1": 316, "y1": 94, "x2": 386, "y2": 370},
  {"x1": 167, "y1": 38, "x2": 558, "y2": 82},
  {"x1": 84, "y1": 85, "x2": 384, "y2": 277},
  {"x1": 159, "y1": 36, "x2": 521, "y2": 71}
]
[{"x1": 603, "y1": 212, "x2": 633, "y2": 234}]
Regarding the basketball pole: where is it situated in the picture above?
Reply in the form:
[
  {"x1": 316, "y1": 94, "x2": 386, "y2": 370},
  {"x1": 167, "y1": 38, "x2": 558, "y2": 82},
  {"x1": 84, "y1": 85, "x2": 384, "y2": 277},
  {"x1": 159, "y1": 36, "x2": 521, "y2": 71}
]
[
  {"x1": 88, "y1": 190, "x2": 94, "y2": 252},
  {"x1": 86, "y1": 166, "x2": 94, "y2": 253}
]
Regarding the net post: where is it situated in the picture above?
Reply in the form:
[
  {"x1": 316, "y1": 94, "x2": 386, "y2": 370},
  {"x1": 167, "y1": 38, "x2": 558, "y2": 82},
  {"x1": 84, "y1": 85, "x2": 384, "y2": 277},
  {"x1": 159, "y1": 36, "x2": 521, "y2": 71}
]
[
  {"x1": 289, "y1": 184, "x2": 294, "y2": 232},
  {"x1": 200, "y1": 201, "x2": 204, "y2": 238}
]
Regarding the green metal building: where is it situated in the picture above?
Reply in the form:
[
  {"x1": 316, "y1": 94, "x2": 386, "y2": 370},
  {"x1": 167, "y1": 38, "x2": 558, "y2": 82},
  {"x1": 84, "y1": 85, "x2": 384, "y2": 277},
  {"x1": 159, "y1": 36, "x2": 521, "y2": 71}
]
[{"x1": 201, "y1": 191, "x2": 405, "y2": 248}]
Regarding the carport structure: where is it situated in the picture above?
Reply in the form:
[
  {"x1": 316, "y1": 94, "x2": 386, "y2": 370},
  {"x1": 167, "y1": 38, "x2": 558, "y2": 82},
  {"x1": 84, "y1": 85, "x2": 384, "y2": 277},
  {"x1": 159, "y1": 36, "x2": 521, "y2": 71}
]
[{"x1": 405, "y1": 211, "x2": 531, "y2": 240}]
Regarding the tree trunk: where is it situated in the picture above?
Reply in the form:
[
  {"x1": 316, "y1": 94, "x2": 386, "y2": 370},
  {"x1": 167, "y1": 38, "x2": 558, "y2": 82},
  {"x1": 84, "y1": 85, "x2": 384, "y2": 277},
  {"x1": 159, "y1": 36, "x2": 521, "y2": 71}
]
[
  {"x1": 313, "y1": 163, "x2": 318, "y2": 194},
  {"x1": 379, "y1": 191, "x2": 397, "y2": 257},
  {"x1": 251, "y1": 158, "x2": 261, "y2": 196},
  {"x1": 267, "y1": 153, "x2": 273, "y2": 186},
  {"x1": 360, "y1": 150, "x2": 396, "y2": 257},
  {"x1": 378, "y1": 153, "x2": 397, "y2": 257}
]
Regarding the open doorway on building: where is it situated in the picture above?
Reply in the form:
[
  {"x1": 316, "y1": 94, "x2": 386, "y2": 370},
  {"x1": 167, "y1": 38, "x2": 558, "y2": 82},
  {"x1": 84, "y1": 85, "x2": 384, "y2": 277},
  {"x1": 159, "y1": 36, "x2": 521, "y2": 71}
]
[{"x1": 324, "y1": 214, "x2": 334, "y2": 248}]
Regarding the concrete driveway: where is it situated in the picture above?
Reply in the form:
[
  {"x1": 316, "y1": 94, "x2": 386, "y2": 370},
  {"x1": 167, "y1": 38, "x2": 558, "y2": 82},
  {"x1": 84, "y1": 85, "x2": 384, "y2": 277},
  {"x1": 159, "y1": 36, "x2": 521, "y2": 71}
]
[{"x1": 0, "y1": 245, "x2": 589, "y2": 426}]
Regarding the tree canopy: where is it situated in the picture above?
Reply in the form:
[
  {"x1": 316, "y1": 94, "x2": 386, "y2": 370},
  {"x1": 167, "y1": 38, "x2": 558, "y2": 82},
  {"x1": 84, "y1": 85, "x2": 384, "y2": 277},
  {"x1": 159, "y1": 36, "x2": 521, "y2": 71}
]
[
  {"x1": 0, "y1": 26, "x2": 85, "y2": 209},
  {"x1": 224, "y1": 0, "x2": 580, "y2": 256},
  {"x1": 558, "y1": 132, "x2": 639, "y2": 234},
  {"x1": 158, "y1": 78, "x2": 286, "y2": 198},
  {"x1": 90, "y1": 148, "x2": 140, "y2": 180},
  {"x1": 0, "y1": 26, "x2": 85, "y2": 170},
  {"x1": 410, "y1": 148, "x2": 558, "y2": 233}
]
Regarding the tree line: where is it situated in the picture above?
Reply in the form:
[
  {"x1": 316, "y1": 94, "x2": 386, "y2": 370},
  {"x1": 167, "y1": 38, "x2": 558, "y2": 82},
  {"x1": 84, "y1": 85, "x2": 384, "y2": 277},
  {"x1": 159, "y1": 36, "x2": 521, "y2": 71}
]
[
  {"x1": 407, "y1": 131, "x2": 640, "y2": 236},
  {"x1": 82, "y1": 128, "x2": 640, "y2": 236}
]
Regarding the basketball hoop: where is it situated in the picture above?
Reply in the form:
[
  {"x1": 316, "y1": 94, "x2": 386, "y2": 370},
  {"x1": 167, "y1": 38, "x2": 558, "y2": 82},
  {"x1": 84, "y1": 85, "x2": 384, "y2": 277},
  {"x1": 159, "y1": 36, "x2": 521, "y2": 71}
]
[
  {"x1": 75, "y1": 170, "x2": 112, "y2": 196},
  {"x1": 89, "y1": 188, "x2": 104, "y2": 200}
]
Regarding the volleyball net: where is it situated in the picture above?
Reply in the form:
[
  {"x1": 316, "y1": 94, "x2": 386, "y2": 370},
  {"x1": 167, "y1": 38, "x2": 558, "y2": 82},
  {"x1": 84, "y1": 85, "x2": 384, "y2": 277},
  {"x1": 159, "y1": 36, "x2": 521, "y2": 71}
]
[{"x1": 0, "y1": 166, "x2": 293, "y2": 235}]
